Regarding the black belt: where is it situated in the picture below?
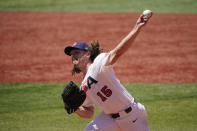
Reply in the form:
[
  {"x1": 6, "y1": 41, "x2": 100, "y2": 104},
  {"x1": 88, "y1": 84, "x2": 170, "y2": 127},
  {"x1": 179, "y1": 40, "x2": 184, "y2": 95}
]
[
  {"x1": 111, "y1": 106, "x2": 132, "y2": 119},
  {"x1": 111, "y1": 99, "x2": 138, "y2": 119}
]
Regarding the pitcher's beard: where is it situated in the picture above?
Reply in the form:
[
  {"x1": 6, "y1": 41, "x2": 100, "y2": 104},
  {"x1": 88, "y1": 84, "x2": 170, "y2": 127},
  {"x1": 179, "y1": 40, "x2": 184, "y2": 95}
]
[{"x1": 71, "y1": 65, "x2": 81, "y2": 75}]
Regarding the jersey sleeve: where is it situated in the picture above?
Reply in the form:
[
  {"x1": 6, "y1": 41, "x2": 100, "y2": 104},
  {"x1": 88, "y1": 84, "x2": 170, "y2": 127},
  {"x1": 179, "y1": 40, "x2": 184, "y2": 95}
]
[
  {"x1": 98, "y1": 52, "x2": 115, "y2": 72},
  {"x1": 82, "y1": 95, "x2": 94, "y2": 107}
]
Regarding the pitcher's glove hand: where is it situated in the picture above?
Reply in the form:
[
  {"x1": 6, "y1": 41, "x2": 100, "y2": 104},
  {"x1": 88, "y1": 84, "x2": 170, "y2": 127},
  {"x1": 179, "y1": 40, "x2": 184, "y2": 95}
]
[{"x1": 61, "y1": 81, "x2": 86, "y2": 114}]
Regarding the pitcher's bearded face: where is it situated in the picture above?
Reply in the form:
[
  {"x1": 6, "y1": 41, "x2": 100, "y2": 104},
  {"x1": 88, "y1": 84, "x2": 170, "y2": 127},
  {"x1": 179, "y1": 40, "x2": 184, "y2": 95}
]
[{"x1": 70, "y1": 49, "x2": 89, "y2": 75}]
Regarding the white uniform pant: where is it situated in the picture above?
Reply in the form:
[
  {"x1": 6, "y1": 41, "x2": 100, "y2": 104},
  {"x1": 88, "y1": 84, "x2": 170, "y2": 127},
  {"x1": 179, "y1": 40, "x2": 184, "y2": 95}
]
[{"x1": 85, "y1": 103, "x2": 150, "y2": 131}]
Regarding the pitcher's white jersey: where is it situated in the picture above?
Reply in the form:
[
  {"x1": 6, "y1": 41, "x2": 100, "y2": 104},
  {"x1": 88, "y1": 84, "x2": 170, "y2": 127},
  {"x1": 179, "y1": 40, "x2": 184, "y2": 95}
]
[{"x1": 81, "y1": 52, "x2": 135, "y2": 114}]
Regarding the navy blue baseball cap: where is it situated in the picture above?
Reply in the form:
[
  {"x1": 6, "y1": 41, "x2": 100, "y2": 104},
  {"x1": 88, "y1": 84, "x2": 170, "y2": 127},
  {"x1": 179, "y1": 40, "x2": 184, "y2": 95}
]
[{"x1": 64, "y1": 42, "x2": 89, "y2": 56}]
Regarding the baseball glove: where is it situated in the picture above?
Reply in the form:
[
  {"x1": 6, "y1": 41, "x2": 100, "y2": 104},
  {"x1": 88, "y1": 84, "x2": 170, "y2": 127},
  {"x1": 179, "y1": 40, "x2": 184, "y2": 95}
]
[{"x1": 61, "y1": 81, "x2": 86, "y2": 114}]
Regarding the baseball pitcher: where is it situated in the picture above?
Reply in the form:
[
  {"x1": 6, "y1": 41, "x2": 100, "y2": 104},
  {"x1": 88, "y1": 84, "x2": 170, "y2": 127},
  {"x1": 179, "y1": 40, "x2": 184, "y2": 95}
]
[{"x1": 62, "y1": 10, "x2": 152, "y2": 131}]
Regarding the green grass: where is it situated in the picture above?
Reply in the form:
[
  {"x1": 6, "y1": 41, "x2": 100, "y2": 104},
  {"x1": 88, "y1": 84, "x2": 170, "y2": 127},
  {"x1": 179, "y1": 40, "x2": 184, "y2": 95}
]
[
  {"x1": 0, "y1": 83, "x2": 197, "y2": 131},
  {"x1": 0, "y1": 0, "x2": 196, "y2": 13}
]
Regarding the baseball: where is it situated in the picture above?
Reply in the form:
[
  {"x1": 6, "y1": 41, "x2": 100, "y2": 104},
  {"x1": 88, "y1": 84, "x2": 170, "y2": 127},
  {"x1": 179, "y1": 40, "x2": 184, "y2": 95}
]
[{"x1": 143, "y1": 10, "x2": 152, "y2": 18}]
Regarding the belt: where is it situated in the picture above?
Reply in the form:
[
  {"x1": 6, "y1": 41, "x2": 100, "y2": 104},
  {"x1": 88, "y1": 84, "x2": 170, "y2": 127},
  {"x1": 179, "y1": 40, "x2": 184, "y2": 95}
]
[
  {"x1": 111, "y1": 106, "x2": 132, "y2": 119},
  {"x1": 111, "y1": 99, "x2": 138, "y2": 119}
]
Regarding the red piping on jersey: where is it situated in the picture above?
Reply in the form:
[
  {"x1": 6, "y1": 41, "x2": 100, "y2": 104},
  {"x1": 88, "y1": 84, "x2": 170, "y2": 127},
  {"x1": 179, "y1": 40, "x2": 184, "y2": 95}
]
[{"x1": 81, "y1": 81, "x2": 88, "y2": 93}]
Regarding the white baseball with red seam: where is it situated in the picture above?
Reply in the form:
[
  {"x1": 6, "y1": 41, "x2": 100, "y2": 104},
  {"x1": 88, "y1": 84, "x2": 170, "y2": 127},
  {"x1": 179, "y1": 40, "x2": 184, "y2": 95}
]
[{"x1": 143, "y1": 10, "x2": 152, "y2": 18}]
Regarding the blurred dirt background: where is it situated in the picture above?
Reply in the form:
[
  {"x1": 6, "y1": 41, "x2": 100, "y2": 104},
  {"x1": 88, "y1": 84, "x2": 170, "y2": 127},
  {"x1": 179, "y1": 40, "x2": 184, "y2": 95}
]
[{"x1": 0, "y1": 12, "x2": 197, "y2": 83}]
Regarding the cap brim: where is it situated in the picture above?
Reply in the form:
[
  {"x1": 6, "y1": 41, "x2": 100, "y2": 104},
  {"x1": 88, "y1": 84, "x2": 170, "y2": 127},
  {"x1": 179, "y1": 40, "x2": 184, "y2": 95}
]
[{"x1": 64, "y1": 46, "x2": 78, "y2": 56}]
